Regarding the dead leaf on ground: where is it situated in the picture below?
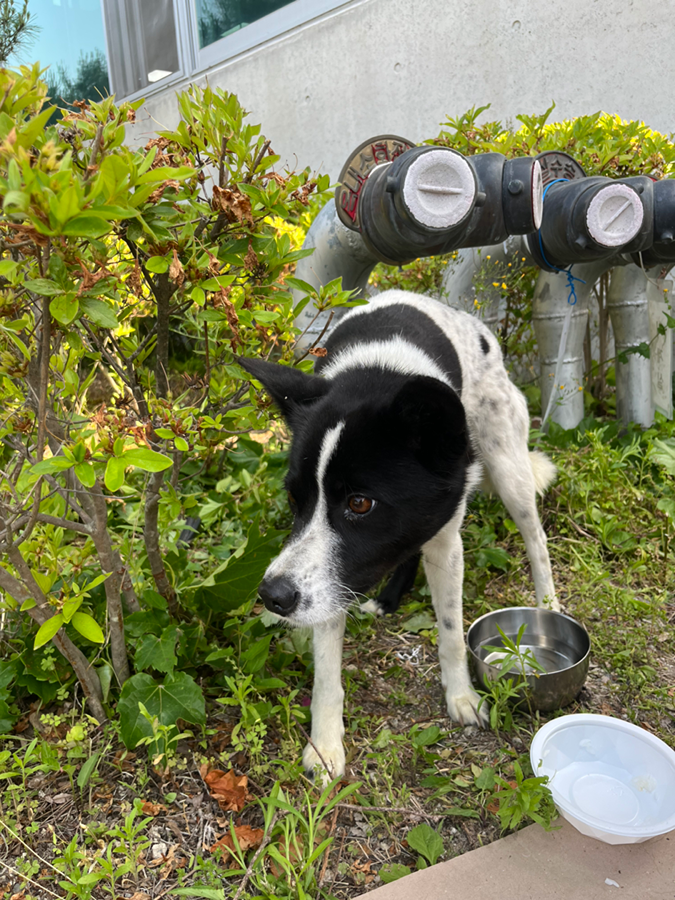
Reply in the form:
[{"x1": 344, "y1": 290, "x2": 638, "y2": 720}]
[
  {"x1": 210, "y1": 824, "x2": 264, "y2": 868},
  {"x1": 140, "y1": 800, "x2": 166, "y2": 816},
  {"x1": 200, "y1": 765, "x2": 249, "y2": 812}
]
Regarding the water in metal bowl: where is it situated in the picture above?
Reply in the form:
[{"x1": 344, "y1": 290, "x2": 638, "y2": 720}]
[{"x1": 467, "y1": 607, "x2": 590, "y2": 711}]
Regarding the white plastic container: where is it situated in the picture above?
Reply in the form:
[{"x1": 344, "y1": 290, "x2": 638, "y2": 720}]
[{"x1": 530, "y1": 714, "x2": 675, "y2": 844}]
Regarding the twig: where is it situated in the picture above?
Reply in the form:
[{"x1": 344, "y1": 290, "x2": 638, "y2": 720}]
[
  {"x1": 232, "y1": 809, "x2": 280, "y2": 900},
  {"x1": 317, "y1": 807, "x2": 339, "y2": 888},
  {"x1": 295, "y1": 310, "x2": 335, "y2": 364},
  {"x1": 244, "y1": 139, "x2": 271, "y2": 184}
]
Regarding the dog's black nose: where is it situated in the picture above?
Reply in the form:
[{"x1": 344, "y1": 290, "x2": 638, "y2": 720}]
[{"x1": 259, "y1": 576, "x2": 299, "y2": 616}]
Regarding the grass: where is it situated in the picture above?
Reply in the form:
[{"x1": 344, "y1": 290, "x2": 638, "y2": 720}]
[{"x1": 0, "y1": 416, "x2": 673, "y2": 898}]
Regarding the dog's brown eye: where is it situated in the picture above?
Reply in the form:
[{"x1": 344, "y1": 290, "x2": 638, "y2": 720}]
[{"x1": 348, "y1": 495, "x2": 373, "y2": 515}]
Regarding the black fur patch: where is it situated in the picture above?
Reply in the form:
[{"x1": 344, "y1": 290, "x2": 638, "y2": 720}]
[
  {"x1": 316, "y1": 303, "x2": 463, "y2": 394},
  {"x1": 480, "y1": 334, "x2": 490, "y2": 355}
]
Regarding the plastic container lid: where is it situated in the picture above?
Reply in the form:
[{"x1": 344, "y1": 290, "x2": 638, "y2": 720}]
[{"x1": 530, "y1": 714, "x2": 675, "y2": 844}]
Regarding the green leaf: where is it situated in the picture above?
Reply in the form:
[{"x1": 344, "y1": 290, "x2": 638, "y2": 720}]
[
  {"x1": 134, "y1": 625, "x2": 179, "y2": 675},
  {"x1": 61, "y1": 216, "x2": 112, "y2": 239},
  {"x1": 195, "y1": 518, "x2": 286, "y2": 613},
  {"x1": 31, "y1": 457, "x2": 74, "y2": 474},
  {"x1": 651, "y1": 438, "x2": 675, "y2": 476},
  {"x1": 175, "y1": 436, "x2": 189, "y2": 451},
  {"x1": 145, "y1": 256, "x2": 169, "y2": 273},
  {"x1": 77, "y1": 752, "x2": 100, "y2": 790},
  {"x1": 123, "y1": 447, "x2": 173, "y2": 472},
  {"x1": 80, "y1": 298, "x2": 119, "y2": 329},
  {"x1": 74, "y1": 461, "x2": 96, "y2": 487},
  {"x1": 50, "y1": 294, "x2": 80, "y2": 326},
  {"x1": 135, "y1": 165, "x2": 195, "y2": 185},
  {"x1": 379, "y1": 864, "x2": 412, "y2": 884},
  {"x1": 24, "y1": 278, "x2": 62, "y2": 296},
  {"x1": 402, "y1": 611, "x2": 436, "y2": 633},
  {"x1": 71, "y1": 612, "x2": 105, "y2": 644},
  {"x1": 61, "y1": 596, "x2": 83, "y2": 623},
  {"x1": 240, "y1": 635, "x2": 272, "y2": 674},
  {"x1": 412, "y1": 725, "x2": 441, "y2": 747},
  {"x1": 406, "y1": 823, "x2": 444, "y2": 866},
  {"x1": 117, "y1": 671, "x2": 205, "y2": 750},
  {"x1": 104, "y1": 456, "x2": 126, "y2": 492},
  {"x1": 34, "y1": 614, "x2": 64, "y2": 649}
]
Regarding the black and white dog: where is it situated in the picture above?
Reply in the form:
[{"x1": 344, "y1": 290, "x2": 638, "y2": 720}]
[{"x1": 240, "y1": 290, "x2": 557, "y2": 780}]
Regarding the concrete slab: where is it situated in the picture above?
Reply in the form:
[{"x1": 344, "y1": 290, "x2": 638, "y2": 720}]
[{"x1": 361, "y1": 819, "x2": 675, "y2": 900}]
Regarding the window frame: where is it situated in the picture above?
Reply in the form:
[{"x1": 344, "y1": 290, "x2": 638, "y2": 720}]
[
  {"x1": 191, "y1": 0, "x2": 352, "y2": 72},
  {"x1": 101, "y1": 0, "x2": 353, "y2": 102},
  {"x1": 101, "y1": 0, "x2": 195, "y2": 102}
]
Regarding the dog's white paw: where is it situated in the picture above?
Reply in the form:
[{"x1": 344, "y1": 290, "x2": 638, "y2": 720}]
[
  {"x1": 359, "y1": 598, "x2": 383, "y2": 616},
  {"x1": 446, "y1": 686, "x2": 489, "y2": 728},
  {"x1": 302, "y1": 740, "x2": 345, "y2": 785}
]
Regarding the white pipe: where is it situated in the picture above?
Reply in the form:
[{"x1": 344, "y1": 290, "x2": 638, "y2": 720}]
[
  {"x1": 292, "y1": 199, "x2": 379, "y2": 355},
  {"x1": 531, "y1": 260, "x2": 616, "y2": 430},
  {"x1": 607, "y1": 264, "x2": 673, "y2": 428},
  {"x1": 440, "y1": 236, "x2": 535, "y2": 333}
]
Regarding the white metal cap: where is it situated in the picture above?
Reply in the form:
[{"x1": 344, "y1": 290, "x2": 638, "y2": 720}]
[
  {"x1": 531, "y1": 159, "x2": 544, "y2": 230},
  {"x1": 401, "y1": 149, "x2": 475, "y2": 230},
  {"x1": 586, "y1": 183, "x2": 644, "y2": 247}
]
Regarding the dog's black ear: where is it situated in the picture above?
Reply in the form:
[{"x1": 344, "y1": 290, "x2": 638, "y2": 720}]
[
  {"x1": 238, "y1": 357, "x2": 330, "y2": 422},
  {"x1": 393, "y1": 377, "x2": 468, "y2": 474}
]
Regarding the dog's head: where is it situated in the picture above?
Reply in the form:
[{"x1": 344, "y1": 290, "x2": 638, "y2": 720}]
[{"x1": 240, "y1": 358, "x2": 471, "y2": 626}]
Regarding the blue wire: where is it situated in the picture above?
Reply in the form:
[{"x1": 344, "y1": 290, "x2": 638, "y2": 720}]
[{"x1": 536, "y1": 178, "x2": 586, "y2": 305}]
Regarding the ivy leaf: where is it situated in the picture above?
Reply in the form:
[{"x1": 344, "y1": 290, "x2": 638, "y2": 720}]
[
  {"x1": 134, "y1": 625, "x2": 179, "y2": 675},
  {"x1": 117, "y1": 671, "x2": 205, "y2": 750},
  {"x1": 34, "y1": 614, "x2": 64, "y2": 649},
  {"x1": 195, "y1": 518, "x2": 286, "y2": 613},
  {"x1": 70, "y1": 612, "x2": 105, "y2": 644}
]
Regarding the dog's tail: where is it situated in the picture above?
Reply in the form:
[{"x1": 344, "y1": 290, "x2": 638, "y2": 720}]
[{"x1": 529, "y1": 450, "x2": 557, "y2": 496}]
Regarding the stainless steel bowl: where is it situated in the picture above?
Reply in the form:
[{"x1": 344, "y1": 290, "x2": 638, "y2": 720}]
[{"x1": 466, "y1": 607, "x2": 590, "y2": 712}]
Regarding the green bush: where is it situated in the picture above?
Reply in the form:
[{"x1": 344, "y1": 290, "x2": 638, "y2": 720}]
[{"x1": 0, "y1": 63, "x2": 354, "y2": 739}]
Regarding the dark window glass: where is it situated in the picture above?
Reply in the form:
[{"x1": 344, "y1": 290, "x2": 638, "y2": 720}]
[{"x1": 195, "y1": 0, "x2": 295, "y2": 49}]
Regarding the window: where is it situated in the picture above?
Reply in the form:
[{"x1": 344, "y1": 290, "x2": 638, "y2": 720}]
[
  {"x1": 100, "y1": 0, "x2": 350, "y2": 100},
  {"x1": 28, "y1": 0, "x2": 110, "y2": 103},
  {"x1": 103, "y1": 0, "x2": 182, "y2": 98},
  {"x1": 196, "y1": 1, "x2": 296, "y2": 49}
]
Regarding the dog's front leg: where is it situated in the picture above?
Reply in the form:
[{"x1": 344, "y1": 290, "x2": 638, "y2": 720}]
[
  {"x1": 302, "y1": 612, "x2": 346, "y2": 782},
  {"x1": 423, "y1": 518, "x2": 488, "y2": 727}
]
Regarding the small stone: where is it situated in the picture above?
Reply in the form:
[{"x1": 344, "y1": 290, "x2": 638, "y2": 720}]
[{"x1": 151, "y1": 841, "x2": 168, "y2": 860}]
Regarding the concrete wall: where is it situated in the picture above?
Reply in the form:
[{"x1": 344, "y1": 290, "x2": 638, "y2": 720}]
[{"x1": 126, "y1": 0, "x2": 675, "y2": 180}]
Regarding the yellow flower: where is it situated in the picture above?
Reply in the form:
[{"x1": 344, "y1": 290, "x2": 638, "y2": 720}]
[
  {"x1": 521, "y1": 257, "x2": 526, "y2": 261},
  {"x1": 486, "y1": 255, "x2": 491, "y2": 259},
  {"x1": 508, "y1": 263, "x2": 512, "y2": 267},
  {"x1": 501, "y1": 283, "x2": 508, "y2": 289},
  {"x1": 559, "y1": 384, "x2": 564, "y2": 389},
  {"x1": 492, "y1": 282, "x2": 500, "y2": 287},
  {"x1": 578, "y1": 386, "x2": 583, "y2": 391}
]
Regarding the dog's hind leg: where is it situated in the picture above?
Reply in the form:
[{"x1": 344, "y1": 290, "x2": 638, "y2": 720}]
[
  {"x1": 302, "y1": 612, "x2": 347, "y2": 783},
  {"x1": 362, "y1": 553, "x2": 421, "y2": 615},
  {"x1": 477, "y1": 384, "x2": 558, "y2": 610},
  {"x1": 423, "y1": 517, "x2": 488, "y2": 727}
]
